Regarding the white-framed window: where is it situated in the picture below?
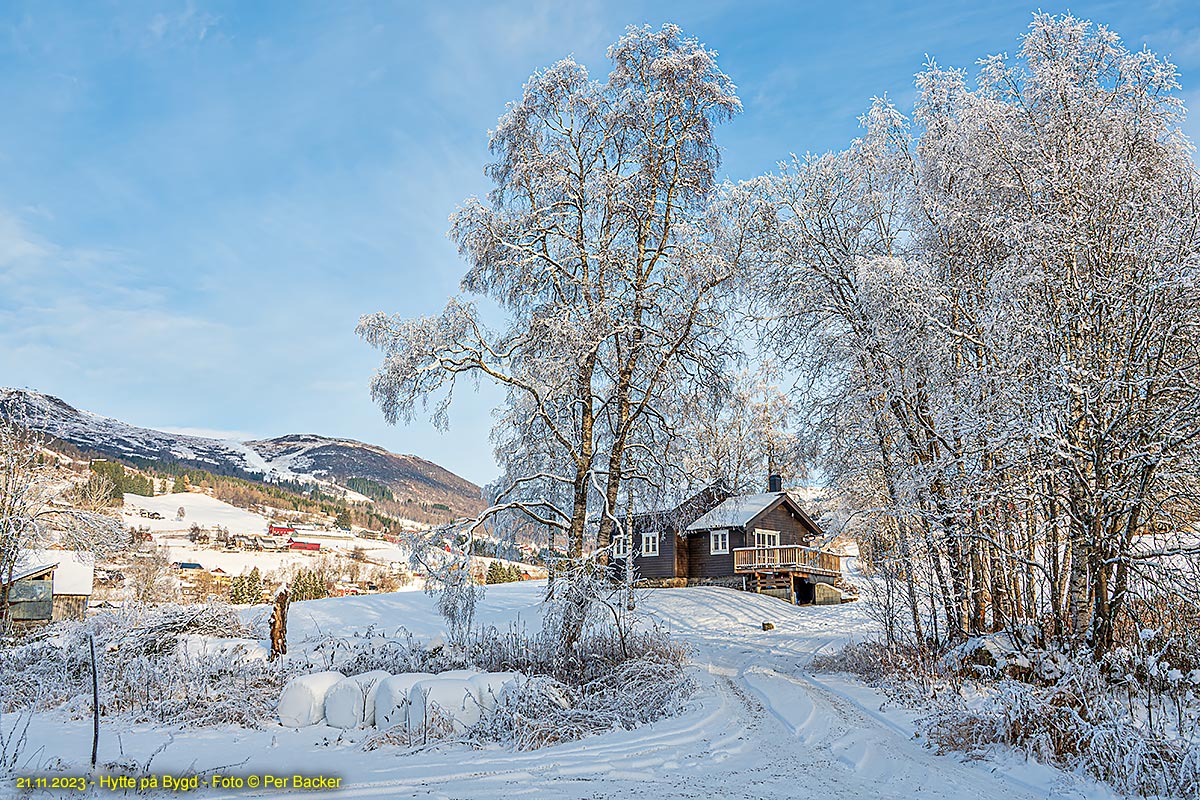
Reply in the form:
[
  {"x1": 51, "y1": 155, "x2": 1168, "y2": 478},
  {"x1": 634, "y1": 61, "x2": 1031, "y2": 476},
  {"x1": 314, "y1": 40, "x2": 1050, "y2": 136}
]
[
  {"x1": 753, "y1": 529, "x2": 780, "y2": 548},
  {"x1": 710, "y1": 528, "x2": 729, "y2": 555},
  {"x1": 641, "y1": 531, "x2": 660, "y2": 557},
  {"x1": 613, "y1": 535, "x2": 630, "y2": 558}
]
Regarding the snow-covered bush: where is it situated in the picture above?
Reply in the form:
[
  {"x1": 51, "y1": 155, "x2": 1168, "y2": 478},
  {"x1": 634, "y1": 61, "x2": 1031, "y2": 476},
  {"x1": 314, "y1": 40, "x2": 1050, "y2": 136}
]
[
  {"x1": 925, "y1": 660, "x2": 1200, "y2": 797},
  {"x1": 0, "y1": 603, "x2": 295, "y2": 729},
  {"x1": 815, "y1": 630, "x2": 1200, "y2": 797}
]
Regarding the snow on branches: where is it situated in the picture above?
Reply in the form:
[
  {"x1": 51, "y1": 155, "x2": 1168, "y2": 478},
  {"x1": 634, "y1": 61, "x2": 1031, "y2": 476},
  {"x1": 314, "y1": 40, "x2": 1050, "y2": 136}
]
[
  {"x1": 358, "y1": 25, "x2": 745, "y2": 570},
  {"x1": 754, "y1": 13, "x2": 1200, "y2": 658}
]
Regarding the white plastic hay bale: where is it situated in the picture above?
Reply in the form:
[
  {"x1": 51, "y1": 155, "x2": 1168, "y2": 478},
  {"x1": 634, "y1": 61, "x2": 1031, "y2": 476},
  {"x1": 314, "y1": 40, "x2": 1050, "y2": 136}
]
[
  {"x1": 361, "y1": 671, "x2": 392, "y2": 726},
  {"x1": 468, "y1": 672, "x2": 523, "y2": 710},
  {"x1": 373, "y1": 672, "x2": 435, "y2": 729},
  {"x1": 407, "y1": 678, "x2": 482, "y2": 733},
  {"x1": 436, "y1": 669, "x2": 480, "y2": 679},
  {"x1": 277, "y1": 671, "x2": 345, "y2": 728},
  {"x1": 324, "y1": 670, "x2": 392, "y2": 729}
]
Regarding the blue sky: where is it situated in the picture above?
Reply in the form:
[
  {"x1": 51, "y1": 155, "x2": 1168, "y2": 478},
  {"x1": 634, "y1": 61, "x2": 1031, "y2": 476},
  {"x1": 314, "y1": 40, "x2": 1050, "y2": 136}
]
[{"x1": 1, "y1": 1, "x2": 1197, "y2": 486}]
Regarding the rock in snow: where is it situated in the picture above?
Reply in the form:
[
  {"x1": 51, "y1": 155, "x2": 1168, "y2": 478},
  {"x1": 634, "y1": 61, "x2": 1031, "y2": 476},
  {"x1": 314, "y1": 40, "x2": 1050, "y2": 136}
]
[
  {"x1": 324, "y1": 670, "x2": 392, "y2": 729},
  {"x1": 373, "y1": 672, "x2": 436, "y2": 730},
  {"x1": 277, "y1": 671, "x2": 345, "y2": 728}
]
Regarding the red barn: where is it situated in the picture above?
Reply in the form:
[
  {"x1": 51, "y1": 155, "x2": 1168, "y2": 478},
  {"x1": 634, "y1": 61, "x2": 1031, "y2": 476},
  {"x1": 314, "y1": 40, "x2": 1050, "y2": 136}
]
[
  {"x1": 269, "y1": 525, "x2": 296, "y2": 537},
  {"x1": 288, "y1": 540, "x2": 320, "y2": 551}
]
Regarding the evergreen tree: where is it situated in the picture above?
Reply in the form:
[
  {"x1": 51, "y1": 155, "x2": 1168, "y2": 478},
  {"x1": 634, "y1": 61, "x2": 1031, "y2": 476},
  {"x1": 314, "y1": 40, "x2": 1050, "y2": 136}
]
[
  {"x1": 246, "y1": 567, "x2": 263, "y2": 603},
  {"x1": 229, "y1": 575, "x2": 247, "y2": 604},
  {"x1": 172, "y1": 475, "x2": 189, "y2": 493}
]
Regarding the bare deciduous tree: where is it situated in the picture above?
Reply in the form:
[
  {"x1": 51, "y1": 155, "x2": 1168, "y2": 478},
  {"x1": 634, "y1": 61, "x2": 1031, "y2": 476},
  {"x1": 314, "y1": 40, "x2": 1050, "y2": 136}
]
[{"x1": 0, "y1": 418, "x2": 126, "y2": 626}]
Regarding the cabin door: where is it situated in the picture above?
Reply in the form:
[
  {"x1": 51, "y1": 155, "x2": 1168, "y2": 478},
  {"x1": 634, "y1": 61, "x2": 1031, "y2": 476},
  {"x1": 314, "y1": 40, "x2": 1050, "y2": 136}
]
[{"x1": 793, "y1": 576, "x2": 815, "y2": 605}]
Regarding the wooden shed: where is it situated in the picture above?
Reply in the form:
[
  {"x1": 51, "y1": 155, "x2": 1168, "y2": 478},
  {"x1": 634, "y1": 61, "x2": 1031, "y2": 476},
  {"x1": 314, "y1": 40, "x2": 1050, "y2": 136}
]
[{"x1": 3, "y1": 550, "x2": 95, "y2": 622}]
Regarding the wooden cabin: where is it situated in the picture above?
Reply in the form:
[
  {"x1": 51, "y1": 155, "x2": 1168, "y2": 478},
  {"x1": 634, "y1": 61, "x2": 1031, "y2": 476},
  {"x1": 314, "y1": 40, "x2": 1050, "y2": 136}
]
[
  {"x1": 614, "y1": 478, "x2": 843, "y2": 604},
  {"x1": 2, "y1": 550, "x2": 95, "y2": 622}
]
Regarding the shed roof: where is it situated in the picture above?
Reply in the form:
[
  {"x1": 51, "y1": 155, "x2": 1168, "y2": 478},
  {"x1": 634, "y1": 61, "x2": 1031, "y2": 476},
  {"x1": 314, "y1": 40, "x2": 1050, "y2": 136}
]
[{"x1": 2, "y1": 562, "x2": 56, "y2": 585}]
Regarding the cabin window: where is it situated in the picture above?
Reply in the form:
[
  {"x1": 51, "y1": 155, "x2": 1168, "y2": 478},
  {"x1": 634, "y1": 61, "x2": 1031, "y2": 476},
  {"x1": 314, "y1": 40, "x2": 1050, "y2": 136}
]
[
  {"x1": 753, "y1": 529, "x2": 780, "y2": 548},
  {"x1": 641, "y1": 532, "x2": 659, "y2": 557},
  {"x1": 613, "y1": 535, "x2": 630, "y2": 558},
  {"x1": 710, "y1": 529, "x2": 729, "y2": 554}
]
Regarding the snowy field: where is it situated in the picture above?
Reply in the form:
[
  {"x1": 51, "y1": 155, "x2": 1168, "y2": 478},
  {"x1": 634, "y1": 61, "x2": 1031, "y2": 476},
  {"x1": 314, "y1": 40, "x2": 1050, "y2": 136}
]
[
  {"x1": 118, "y1": 493, "x2": 416, "y2": 576},
  {"x1": 121, "y1": 493, "x2": 272, "y2": 537},
  {"x1": 9, "y1": 580, "x2": 1123, "y2": 800}
]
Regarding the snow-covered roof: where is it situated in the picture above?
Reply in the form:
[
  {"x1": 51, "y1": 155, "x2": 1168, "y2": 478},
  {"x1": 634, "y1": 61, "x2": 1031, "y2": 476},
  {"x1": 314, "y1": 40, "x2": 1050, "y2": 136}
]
[
  {"x1": 686, "y1": 493, "x2": 787, "y2": 531},
  {"x1": 2, "y1": 562, "x2": 56, "y2": 585},
  {"x1": 14, "y1": 550, "x2": 95, "y2": 595}
]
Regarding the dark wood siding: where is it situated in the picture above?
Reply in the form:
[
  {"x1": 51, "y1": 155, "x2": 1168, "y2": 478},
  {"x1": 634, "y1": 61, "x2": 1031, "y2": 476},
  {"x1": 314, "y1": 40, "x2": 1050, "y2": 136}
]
[
  {"x1": 682, "y1": 495, "x2": 825, "y2": 580},
  {"x1": 745, "y1": 504, "x2": 820, "y2": 547},
  {"x1": 633, "y1": 522, "x2": 679, "y2": 579},
  {"x1": 684, "y1": 527, "x2": 747, "y2": 577}
]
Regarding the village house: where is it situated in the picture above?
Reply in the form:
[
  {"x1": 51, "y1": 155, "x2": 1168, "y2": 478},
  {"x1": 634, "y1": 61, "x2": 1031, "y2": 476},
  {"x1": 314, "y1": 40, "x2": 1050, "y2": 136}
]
[{"x1": 613, "y1": 477, "x2": 843, "y2": 605}]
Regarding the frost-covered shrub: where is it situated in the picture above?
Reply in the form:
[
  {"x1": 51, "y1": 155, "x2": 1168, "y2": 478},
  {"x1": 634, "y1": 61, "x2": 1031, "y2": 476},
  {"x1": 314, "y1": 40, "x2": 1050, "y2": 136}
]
[
  {"x1": 0, "y1": 603, "x2": 295, "y2": 729},
  {"x1": 815, "y1": 631, "x2": 1200, "y2": 798},
  {"x1": 474, "y1": 654, "x2": 695, "y2": 750},
  {"x1": 925, "y1": 660, "x2": 1200, "y2": 797}
]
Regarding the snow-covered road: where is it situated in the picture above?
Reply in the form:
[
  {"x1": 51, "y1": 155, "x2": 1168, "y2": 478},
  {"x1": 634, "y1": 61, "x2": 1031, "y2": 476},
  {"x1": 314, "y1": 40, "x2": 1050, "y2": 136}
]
[{"x1": 13, "y1": 583, "x2": 1110, "y2": 799}]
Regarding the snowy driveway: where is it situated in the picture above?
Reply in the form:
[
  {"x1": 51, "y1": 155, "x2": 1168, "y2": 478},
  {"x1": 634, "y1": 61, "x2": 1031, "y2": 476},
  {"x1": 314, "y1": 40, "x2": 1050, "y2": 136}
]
[{"x1": 14, "y1": 584, "x2": 1100, "y2": 799}]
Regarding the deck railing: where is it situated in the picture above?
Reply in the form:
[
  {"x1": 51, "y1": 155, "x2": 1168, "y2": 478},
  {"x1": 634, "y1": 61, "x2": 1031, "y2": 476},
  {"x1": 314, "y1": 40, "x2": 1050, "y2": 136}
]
[{"x1": 732, "y1": 545, "x2": 842, "y2": 576}]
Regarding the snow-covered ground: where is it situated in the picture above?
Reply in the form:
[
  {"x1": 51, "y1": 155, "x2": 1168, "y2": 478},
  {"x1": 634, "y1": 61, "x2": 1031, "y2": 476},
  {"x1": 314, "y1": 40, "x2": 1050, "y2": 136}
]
[
  {"x1": 10, "y1": 580, "x2": 1121, "y2": 800},
  {"x1": 122, "y1": 493, "x2": 272, "y2": 536},
  {"x1": 117, "y1": 492, "x2": 418, "y2": 576}
]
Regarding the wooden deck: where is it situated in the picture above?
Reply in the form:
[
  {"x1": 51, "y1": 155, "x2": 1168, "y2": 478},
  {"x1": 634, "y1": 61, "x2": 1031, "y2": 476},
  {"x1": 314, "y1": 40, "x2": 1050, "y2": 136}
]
[{"x1": 732, "y1": 545, "x2": 842, "y2": 577}]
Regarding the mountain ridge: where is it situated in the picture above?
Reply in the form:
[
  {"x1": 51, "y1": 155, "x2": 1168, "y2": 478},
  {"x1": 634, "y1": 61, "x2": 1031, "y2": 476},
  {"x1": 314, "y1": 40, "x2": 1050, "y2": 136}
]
[{"x1": 0, "y1": 388, "x2": 484, "y2": 515}]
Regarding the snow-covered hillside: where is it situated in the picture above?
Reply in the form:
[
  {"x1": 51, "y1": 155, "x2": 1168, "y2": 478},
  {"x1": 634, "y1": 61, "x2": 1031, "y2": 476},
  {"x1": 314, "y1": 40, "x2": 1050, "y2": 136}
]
[
  {"x1": 15, "y1": 584, "x2": 1113, "y2": 799},
  {"x1": 119, "y1": 492, "x2": 416, "y2": 575},
  {"x1": 0, "y1": 388, "x2": 483, "y2": 512}
]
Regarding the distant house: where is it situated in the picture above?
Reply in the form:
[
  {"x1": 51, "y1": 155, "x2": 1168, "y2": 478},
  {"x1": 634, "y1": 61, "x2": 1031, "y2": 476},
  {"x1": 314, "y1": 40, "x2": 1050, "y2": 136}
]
[
  {"x1": 613, "y1": 477, "x2": 843, "y2": 604},
  {"x1": 174, "y1": 562, "x2": 204, "y2": 571},
  {"x1": 2, "y1": 550, "x2": 95, "y2": 622}
]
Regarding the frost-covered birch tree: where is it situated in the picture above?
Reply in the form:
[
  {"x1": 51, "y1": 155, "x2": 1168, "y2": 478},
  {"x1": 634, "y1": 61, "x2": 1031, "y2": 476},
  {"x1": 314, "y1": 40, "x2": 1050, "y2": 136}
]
[
  {"x1": 756, "y1": 13, "x2": 1200, "y2": 658},
  {"x1": 358, "y1": 24, "x2": 742, "y2": 568}
]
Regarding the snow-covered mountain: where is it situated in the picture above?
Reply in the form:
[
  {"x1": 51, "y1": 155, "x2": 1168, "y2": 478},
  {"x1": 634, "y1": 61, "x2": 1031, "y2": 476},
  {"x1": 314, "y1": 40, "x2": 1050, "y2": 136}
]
[{"x1": 0, "y1": 388, "x2": 482, "y2": 513}]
